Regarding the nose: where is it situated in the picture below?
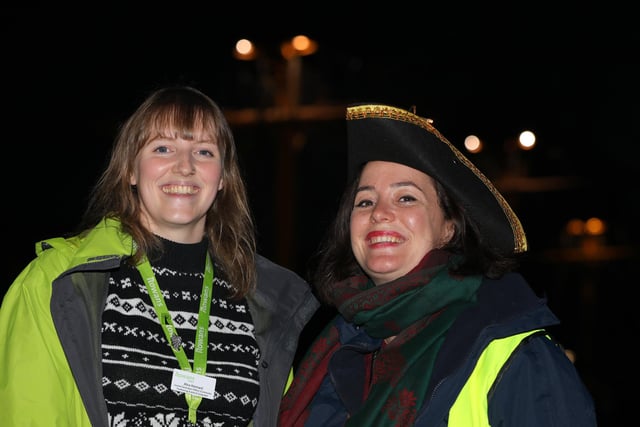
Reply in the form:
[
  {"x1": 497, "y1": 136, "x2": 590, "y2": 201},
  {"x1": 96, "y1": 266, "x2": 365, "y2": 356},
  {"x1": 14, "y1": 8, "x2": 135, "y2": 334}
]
[
  {"x1": 174, "y1": 150, "x2": 195, "y2": 175},
  {"x1": 371, "y1": 202, "x2": 394, "y2": 223}
]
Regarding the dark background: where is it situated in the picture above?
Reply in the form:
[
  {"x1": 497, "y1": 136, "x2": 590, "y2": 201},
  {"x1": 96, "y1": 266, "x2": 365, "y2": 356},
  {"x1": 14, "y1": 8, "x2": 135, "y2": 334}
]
[{"x1": 3, "y1": 5, "x2": 638, "y2": 425}]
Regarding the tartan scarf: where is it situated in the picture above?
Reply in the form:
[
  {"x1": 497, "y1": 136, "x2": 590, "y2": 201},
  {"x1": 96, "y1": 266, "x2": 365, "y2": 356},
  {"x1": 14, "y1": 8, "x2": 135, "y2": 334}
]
[{"x1": 279, "y1": 249, "x2": 482, "y2": 426}]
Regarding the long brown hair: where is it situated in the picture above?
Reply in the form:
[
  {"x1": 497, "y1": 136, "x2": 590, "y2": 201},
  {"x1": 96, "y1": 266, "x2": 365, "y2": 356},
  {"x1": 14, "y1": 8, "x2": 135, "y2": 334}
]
[{"x1": 79, "y1": 86, "x2": 257, "y2": 298}]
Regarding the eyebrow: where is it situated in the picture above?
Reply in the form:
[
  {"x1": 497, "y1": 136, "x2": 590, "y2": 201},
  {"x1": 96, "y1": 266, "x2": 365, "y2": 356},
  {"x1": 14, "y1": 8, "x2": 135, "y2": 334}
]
[
  {"x1": 151, "y1": 135, "x2": 217, "y2": 144},
  {"x1": 356, "y1": 181, "x2": 422, "y2": 193}
]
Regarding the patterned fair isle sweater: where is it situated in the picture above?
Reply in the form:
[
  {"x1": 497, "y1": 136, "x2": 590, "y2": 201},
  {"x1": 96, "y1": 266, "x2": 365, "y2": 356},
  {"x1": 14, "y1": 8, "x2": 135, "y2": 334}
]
[{"x1": 102, "y1": 237, "x2": 260, "y2": 427}]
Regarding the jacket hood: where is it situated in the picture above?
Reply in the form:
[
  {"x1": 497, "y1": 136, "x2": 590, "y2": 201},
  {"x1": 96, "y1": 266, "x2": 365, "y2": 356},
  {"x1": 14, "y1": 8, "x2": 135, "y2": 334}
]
[{"x1": 36, "y1": 217, "x2": 135, "y2": 273}]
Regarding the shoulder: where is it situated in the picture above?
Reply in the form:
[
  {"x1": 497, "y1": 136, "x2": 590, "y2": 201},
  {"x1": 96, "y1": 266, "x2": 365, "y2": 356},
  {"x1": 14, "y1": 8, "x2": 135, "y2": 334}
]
[
  {"x1": 475, "y1": 273, "x2": 555, "y2": 322},
  {"x1": 28, "y1": 235, "x2": 83, "y2": 280},
  {"x1": 481, "y1": 272, "x2": 537, "y2": 298},
  {"x1": 489, "y1": 333, "x2": 597, "y2": 425},
  {"x1": 2, "y1": 235, "x2": 81, "y2": 310},
  {"x1": 11, "y1": 218, "x2": 132, "y2": 290},
  {"x1": 255, "y1": 254, "x2": 308, "y2": 290},
  {"x1": 252, "y1": 253, "x2": 319, "y2": 314},
  {"x1": 34, "y1": 218, "x2": 132, "y2": 270},
  {"x1": 456, "y1": 272, "x2": 559, "y2": 331}
]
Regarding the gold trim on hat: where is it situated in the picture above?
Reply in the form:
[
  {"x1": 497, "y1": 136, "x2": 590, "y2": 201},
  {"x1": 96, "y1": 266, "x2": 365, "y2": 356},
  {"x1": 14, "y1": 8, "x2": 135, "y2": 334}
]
[{"x1": 346, "y1": 104, "x2": 528, "y2": 253}]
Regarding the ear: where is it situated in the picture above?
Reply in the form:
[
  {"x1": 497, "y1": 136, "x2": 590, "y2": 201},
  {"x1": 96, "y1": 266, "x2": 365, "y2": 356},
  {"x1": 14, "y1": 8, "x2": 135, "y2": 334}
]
[
  {"x1": 130, "y1": 174, "x2": 137, "y2": 186},
  {"x1": 218, "y1": 177, "x2": 224, "y2": 191},
  {"x1": 442, "y1": 220, "x2": 455, "y2": 245}
]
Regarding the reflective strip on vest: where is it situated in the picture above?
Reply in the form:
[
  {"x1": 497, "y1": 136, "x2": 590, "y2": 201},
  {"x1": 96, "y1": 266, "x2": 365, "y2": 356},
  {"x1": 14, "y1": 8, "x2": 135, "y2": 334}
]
[{"x1": 448, "y1": 329, "x2": 544, "y2": 426}]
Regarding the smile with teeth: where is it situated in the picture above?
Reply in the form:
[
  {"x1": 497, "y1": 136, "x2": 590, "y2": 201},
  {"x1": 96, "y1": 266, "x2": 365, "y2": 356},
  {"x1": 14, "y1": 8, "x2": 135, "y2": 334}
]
[
  {"x1": 162, "y1": 185, "x2": 199, "y2": 194},
  {"x1": 368, "y1": 235, "x2": 403, "y2": 244}
]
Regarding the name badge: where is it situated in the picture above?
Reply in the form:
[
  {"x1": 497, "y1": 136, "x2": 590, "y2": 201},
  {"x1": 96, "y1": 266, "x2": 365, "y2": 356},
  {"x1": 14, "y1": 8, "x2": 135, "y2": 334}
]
[{"x1": 170, "y1": 369, "x2": 216, "y2": 399}]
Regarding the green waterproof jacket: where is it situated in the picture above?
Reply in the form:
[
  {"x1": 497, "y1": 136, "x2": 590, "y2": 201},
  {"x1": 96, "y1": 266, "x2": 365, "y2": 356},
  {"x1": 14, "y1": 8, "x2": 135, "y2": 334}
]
[{"x1": 0, "y1": 217, "x2": 320, "y2": 427}]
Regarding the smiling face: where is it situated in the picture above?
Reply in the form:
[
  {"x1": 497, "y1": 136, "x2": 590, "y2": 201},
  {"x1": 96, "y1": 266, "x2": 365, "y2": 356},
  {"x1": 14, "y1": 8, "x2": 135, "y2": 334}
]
[
  {"x1": 350, "y1": 161, "x2": 455, "y2": 285},
  {"x1": 130, "y1": 127, "x2": 223, "y2": 243}
]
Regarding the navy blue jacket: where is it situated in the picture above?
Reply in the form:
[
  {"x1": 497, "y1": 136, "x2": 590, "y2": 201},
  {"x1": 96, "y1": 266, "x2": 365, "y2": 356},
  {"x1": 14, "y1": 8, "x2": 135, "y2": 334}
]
[{"x1": 308, "y1": 273, "x2": 597, "y2": 426}]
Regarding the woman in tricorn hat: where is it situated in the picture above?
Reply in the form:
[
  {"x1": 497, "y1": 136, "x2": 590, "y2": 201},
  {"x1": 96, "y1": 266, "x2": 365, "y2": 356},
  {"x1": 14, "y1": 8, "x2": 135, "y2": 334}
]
[{"x1": 279, "y1": 104, "x2": 596, "y2": 426}]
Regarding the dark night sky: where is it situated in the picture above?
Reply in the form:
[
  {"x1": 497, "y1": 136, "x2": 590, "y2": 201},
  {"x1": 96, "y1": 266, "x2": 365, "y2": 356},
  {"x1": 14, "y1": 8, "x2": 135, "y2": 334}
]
[
  {"x1": 4, "y1": 5, "x2": 638, "y2": 267},
  {"x1": 2, "y1": 6, "x2": 639, "y2": 424}
]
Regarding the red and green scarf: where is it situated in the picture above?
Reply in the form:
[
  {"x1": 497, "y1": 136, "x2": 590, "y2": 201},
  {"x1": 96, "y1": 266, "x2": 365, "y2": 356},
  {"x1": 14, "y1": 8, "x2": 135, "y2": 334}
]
[{"x1": 279, "y1": 249, "x2": 482, "y2": 426}]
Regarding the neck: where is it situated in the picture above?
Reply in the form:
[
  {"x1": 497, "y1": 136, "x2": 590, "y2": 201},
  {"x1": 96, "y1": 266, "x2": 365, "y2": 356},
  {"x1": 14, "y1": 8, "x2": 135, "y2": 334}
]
[
  {"x1": 151, "y1": 227, "x2": 205, "y2": 244},
  {"x1": 149, "y1": 235, "x2": 209, "y2": 272},
  {"x1": 140, "y1": 213, "x2": 206, "y2": 243}
]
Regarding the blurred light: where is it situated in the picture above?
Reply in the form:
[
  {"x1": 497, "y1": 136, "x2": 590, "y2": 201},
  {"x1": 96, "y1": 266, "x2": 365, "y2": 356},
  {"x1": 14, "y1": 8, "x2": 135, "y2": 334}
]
[
  {"x1": 233, "y1": 38, "x2": 257, "y2": 60},
  {"x1": 584, "y1": 217, "x2": 606, "y2": 236},
  {"x1": 292, "y1": 35, "x2": 312, "y2": 51},
  {"x1": 281, "y1": 35, "x2": 318, "y2": 59},
  {"x1": 566, "y1": 218, "x2": 584, "y2": 236},
  {"x1": 518, "y1": 130, "x2": 536, "y2": 150},
  {"x1": 564, "y1": 217, "x2": 607, "y2": 237},
  {"x1": 464, "y1": 134, "x2": 483, "y2": 153}
]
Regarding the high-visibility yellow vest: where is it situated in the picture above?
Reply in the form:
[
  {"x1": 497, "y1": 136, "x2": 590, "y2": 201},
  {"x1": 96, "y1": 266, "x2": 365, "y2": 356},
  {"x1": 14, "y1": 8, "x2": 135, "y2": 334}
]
[{"x1": 448, "y1": 329, "x2": 544, "y2": 426}]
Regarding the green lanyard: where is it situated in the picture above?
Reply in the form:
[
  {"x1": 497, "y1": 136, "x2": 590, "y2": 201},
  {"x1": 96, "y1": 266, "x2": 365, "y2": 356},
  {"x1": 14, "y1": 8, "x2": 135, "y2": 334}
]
[{"x1": 136, "y1": 253, "x2": 214, "y2": 424}]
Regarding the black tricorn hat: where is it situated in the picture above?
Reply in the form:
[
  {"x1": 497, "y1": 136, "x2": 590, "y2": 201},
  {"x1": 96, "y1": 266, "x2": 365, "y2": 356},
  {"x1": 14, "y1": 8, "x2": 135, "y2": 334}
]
[{"x1": 346, "y1": 103, "x2": 527, "y2": 255}]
